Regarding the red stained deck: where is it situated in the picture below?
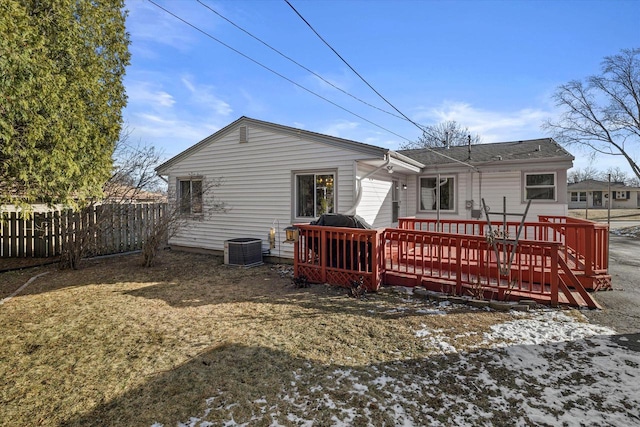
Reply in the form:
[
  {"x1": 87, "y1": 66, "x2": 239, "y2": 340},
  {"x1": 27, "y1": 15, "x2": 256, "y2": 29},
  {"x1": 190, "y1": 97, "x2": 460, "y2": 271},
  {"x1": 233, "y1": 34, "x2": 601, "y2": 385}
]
[{"x1": 293, "y1": 216, "x2": 610, "y2": 309}]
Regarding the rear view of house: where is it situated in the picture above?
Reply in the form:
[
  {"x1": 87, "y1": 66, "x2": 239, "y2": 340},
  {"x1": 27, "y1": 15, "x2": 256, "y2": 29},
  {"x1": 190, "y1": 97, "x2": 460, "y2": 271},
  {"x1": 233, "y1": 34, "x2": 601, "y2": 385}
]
[
  {"x1": 156, "y1": 116, "x2": 574, "y2": 259},
  {"x1": 155, "y1": 117, "x2": 421, "y2": 259}
]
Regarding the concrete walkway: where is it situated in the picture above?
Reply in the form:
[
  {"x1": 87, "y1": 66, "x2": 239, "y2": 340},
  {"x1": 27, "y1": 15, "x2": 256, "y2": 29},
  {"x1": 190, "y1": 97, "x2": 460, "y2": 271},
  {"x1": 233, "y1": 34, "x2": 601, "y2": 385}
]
[{"x1": 584, "y1": 234, "x2": 640, "y2": 334}]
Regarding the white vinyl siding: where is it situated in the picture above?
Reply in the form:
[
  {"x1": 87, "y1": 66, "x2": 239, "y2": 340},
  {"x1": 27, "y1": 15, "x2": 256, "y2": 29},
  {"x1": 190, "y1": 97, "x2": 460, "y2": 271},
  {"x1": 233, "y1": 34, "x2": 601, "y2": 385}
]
[
  {"x1": 407, "y1": 169, "x2": 569, "y2": 220},
  {"x1": 162, "y1": 124, "x2": 369, "y2": 258},
  {"x1": 356, "y1": 165, "x2": 404, "y2": 228}
]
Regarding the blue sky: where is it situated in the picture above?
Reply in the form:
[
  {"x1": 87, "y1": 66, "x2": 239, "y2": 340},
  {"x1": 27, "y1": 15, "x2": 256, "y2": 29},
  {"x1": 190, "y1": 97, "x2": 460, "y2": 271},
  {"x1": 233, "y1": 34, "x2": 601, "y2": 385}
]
[{"x1": 123, "y1": 0, "x2": 639, "y2": 173}]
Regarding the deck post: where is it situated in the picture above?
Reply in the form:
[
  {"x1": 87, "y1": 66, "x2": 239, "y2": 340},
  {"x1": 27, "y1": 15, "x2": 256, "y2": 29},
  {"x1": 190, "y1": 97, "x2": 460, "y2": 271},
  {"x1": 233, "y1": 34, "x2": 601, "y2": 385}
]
[
  {"x1": 372, "y1": 230, "x2": 380, "y2": 289},
  {"x1": 455, "y1": 238, "x2": 462, "y2": 295},
  {"x1": 293, "y1": 237, "x2": 299, "y2": 278},
  {"x1": 550, "y1": 246, "x2": 559, "y2": 307},
  {"x1": 585, "y1": 226, "x2": 594, "y2": 277},
  {"x1": 319, "y1": 228, "x2": 327, "y2": 283}
]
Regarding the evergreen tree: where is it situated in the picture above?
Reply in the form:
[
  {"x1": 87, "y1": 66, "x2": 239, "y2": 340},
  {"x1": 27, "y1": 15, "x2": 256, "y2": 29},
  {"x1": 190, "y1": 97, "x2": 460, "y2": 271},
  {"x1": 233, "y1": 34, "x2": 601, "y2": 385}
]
[{"x1": 0, "y1": 0, "x2": 130, "y2": 212}]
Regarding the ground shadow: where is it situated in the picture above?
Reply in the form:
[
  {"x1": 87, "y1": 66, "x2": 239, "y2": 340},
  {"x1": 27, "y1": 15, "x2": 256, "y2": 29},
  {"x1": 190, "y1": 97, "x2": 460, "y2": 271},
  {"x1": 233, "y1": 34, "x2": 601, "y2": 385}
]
[{"x1": 58, "y1": 334, "x2": 640, "y2": 427}]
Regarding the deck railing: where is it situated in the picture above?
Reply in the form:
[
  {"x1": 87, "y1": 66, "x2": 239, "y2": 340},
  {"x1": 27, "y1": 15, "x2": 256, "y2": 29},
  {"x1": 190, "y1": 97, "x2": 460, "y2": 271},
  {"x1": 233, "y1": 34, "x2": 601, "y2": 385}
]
[
  {"x1": 382, "y1": 228, "x2": 561, "y2": 305},
  {"x1": 293, "y1": 216, "x2": 607, "y2": 307},
  {"x1": 293, "y1": 224, "x2": 385, "y2": 291},
  {"x1": 398, "y1": 216, "x2": 609, "y2": 281}
]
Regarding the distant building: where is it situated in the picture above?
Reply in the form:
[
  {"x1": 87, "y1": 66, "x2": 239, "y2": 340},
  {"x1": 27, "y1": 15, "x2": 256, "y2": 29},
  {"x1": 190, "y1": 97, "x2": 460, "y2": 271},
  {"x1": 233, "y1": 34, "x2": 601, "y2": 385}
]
[{"x1": 568, "y1": 179, "x2": 640, "y2": 209}]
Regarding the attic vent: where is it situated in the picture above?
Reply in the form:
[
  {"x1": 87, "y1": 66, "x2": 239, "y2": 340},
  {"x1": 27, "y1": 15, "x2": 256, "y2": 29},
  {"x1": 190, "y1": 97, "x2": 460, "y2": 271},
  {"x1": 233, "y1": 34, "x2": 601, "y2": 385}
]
[{"x1": 239, "y1": 126, "x2": 248, "y2": 143}]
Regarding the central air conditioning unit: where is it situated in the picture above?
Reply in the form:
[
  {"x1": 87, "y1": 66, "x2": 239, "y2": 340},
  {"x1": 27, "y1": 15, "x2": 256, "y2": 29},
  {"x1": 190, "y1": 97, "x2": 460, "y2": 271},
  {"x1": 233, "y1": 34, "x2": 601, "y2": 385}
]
[{"x1": 224, "y1": 238, "x2": 263, "y2": 267}]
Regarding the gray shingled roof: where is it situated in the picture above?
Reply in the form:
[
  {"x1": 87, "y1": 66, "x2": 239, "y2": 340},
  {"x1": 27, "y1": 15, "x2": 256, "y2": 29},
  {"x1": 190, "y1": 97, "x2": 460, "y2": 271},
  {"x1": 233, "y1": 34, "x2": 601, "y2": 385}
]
[
  {"x1": 398, "y1": 138, "x2": 573, "y2": 165},
  {"x1": 568, "y1": 179, "x2": 639, "y2": 191}
]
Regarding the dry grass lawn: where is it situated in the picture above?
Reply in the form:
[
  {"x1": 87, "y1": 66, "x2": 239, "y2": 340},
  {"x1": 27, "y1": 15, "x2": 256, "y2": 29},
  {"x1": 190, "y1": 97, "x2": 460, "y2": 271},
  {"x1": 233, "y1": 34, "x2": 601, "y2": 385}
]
[
  {"x1": 0, "y1": 250, "x2": 528, "y2": 426},
  {"x1": 568, "y1": 208, "x2": 640, "y2": 220}
]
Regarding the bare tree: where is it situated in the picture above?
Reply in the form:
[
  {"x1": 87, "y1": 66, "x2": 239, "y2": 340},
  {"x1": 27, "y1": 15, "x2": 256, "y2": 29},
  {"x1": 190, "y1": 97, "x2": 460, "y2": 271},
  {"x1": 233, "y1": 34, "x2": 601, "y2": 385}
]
[
  {"x1": 58, "y1": 134, "x2": 167, "y2": 269},
  {"x1": 140, "y1": 177, "x2": 227, "y2": 267},
  {"x1": 601, "y1": 166, "x2": 629, "y2": 184},
  {"x1": 568, "y1": 166, "x2": 600, "y2": 183},
  {"x1": 400, "y1": 120, "x2": 481, "y2": 150},
  {"x1": 544, "y1": 48, "x2": 640, "y2": 182}
]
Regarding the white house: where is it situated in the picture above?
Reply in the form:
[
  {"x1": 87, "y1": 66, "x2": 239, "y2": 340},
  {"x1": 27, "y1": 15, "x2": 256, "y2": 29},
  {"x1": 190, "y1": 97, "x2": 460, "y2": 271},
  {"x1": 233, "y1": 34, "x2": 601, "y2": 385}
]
[
  {"x1": 155, "y1": 116, "x2": 574, "y2": 259},
  {"x1": 568, "y1": 179, "x2": 640, "y2": 209}
]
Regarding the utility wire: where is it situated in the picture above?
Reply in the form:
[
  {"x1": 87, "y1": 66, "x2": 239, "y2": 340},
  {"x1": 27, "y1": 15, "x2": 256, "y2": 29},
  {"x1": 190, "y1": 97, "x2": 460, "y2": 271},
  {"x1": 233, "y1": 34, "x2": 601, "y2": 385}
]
[
  {"x1": 148, "y1": 0, "x2": 412, "y2": 142},
  {"x1": 196, "y1": 0, "x2": 409, "y2": 123},
  {"x1": 284, "y1": 0, "x2": 427, "y2": 134},
  {"x1": 284, "y1": 0, "x2": 478, "y2": 170},
  {"x1": 148, "y1": 1, "x2": 477, "y2": 170}
]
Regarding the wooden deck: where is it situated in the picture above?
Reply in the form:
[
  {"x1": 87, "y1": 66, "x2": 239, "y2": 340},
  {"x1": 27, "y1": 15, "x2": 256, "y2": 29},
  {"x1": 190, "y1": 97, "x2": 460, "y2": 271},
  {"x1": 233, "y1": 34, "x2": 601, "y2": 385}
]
[{"x1": 293, "y1": 216, "x2": 610, "y2": 309}]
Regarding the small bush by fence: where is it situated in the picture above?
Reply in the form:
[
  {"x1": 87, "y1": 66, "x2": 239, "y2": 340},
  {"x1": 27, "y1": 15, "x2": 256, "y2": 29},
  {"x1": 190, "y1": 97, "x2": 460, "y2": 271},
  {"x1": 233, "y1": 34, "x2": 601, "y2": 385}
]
[{"x1": 1, "y1": 203, "x2": 167, "y2": 258}]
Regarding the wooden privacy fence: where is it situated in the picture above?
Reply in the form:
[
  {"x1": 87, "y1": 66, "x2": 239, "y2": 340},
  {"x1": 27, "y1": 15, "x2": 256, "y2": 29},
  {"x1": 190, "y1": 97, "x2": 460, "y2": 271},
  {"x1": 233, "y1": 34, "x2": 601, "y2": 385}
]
[{"x1": 1, "y1": 203, "x2": 167, "y2": 258}]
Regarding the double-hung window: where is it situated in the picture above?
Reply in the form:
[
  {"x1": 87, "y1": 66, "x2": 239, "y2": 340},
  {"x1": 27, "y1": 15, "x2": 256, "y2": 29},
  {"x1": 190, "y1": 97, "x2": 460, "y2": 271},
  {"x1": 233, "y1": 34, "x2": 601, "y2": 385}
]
[
  {"x1": 419, "y1": 175, "x2": 455, "y2": 211},
  {"x1": 295, "y1": 172, "x2": 335, "y2": 219},
  {"x1": 178, "y1": 178, "x2": 203, "y2": 214},
  {"x1": 524, "y1": 173, "x2": 556, "y2": 201},
  {"x1": 571, "y1": 191, "x2": 587, "y2": 202}
]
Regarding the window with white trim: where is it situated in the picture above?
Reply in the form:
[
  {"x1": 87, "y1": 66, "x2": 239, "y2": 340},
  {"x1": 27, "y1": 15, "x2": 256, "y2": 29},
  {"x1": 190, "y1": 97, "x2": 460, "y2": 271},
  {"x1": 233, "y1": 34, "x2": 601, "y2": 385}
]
[
  {"x1": 571, "y1": 191, "x2": 587, "y2": 202},
  {"x1": 419, "y1": 176, "x2": 455, "y2": 211},
  {"x1": 525, "y1": 173, "x2": 556, "y2": 201},
  {"x1": 178, "y1": 178, "x2": 203, "y2": 214},
  {"x1": 614, "y1": 191, "x2": 629, "y2": 200},
  {"x1": 295, "y1": 172, "x2": 335, "y2": 218}
]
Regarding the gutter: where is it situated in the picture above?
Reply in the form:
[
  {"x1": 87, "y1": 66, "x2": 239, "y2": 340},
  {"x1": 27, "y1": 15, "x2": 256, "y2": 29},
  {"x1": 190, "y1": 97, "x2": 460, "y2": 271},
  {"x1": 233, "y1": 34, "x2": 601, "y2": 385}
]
[{"x1": 343, "y1": 153, "x2": 391, "y2": 215}]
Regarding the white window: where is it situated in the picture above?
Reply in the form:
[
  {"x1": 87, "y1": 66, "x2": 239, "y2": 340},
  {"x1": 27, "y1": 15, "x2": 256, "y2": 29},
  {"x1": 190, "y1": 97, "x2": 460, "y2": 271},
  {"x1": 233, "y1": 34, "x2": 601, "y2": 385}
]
[
  {"x1": 525, "y1": 173, "x2": 556, "y2": 201},
  {"x1": 420, "y1": 176, "x2": 455, "y2": 211},
  {"x1": 295, "y1": 172, "x2": 335, "y2": 218},
  {"x1": 614, "y1": 191, "x2": 628, "y2": 200},
  {"x1": 178, "y1": 178, "x2": 203, "y2": 214},
  {"x1": 571, "y1": 191, "x2": 587, "y2": 202}
]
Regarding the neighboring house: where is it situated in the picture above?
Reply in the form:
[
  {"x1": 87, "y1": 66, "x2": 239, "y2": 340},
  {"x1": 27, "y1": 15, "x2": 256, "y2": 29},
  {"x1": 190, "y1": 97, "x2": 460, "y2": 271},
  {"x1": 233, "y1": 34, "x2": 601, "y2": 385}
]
[
  {"x1": 568, "y1": 179, "x2": 640, "y2": 209},
  {"x1": 102, "y1": 184, "x2": 167, "y2": 204},
  {"x1": 155, "y1": 116, "x2": 574, "y2": 259}
]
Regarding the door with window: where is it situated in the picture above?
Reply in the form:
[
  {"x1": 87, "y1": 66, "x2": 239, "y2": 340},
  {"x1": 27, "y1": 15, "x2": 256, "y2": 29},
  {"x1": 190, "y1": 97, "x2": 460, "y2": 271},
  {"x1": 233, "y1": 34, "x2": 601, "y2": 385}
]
[
  {"x1": 392, "y1": 180, "x2": 400, "y2": 223},
  {"x1": 593, "y1": 191, "x2": 602, "y2": 207}
]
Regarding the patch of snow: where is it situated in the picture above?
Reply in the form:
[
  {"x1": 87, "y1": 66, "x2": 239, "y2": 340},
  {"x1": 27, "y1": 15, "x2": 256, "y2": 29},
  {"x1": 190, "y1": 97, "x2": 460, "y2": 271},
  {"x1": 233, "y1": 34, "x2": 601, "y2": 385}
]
[{"x1": 163, "y1": 309, "x2": 639, "y2": 426}]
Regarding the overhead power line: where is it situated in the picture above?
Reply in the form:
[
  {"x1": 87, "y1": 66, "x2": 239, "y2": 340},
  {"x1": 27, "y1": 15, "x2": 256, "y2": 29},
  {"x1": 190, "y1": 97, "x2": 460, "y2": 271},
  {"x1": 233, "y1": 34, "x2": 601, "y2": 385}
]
[
  {"x1": 147, "y1": 0, "x2": 412, "y2": 142},
  {"x1": 283, "y1": 0, "x2": 478, "y2": 170},
  {"x1": 147, "y1": 1, "x2": 477, "y2": 170},
  {"x1": 284, "y1": 0, "x2": 427, "y2": 134},
  {"x1": 196, "y1": 0, "x2": 408, "y2": 123}
]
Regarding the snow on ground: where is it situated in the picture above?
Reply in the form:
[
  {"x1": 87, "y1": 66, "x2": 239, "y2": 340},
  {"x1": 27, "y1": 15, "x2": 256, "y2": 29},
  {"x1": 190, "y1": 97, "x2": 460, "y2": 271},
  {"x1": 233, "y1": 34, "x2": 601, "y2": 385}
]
[
  {"x1": 611, "y1": 226, "x2": 640, "y2": 238},
  {"x1": 154, "y1": 309, "x2": 640, "y2": 427}
]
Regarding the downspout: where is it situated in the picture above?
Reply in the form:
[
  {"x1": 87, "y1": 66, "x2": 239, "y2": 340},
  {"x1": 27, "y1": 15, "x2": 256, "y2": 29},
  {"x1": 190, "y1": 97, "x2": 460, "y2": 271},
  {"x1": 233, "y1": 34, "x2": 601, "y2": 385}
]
[{"x1": 343, "y1": 154, "x2": 391, "y2": 215}]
